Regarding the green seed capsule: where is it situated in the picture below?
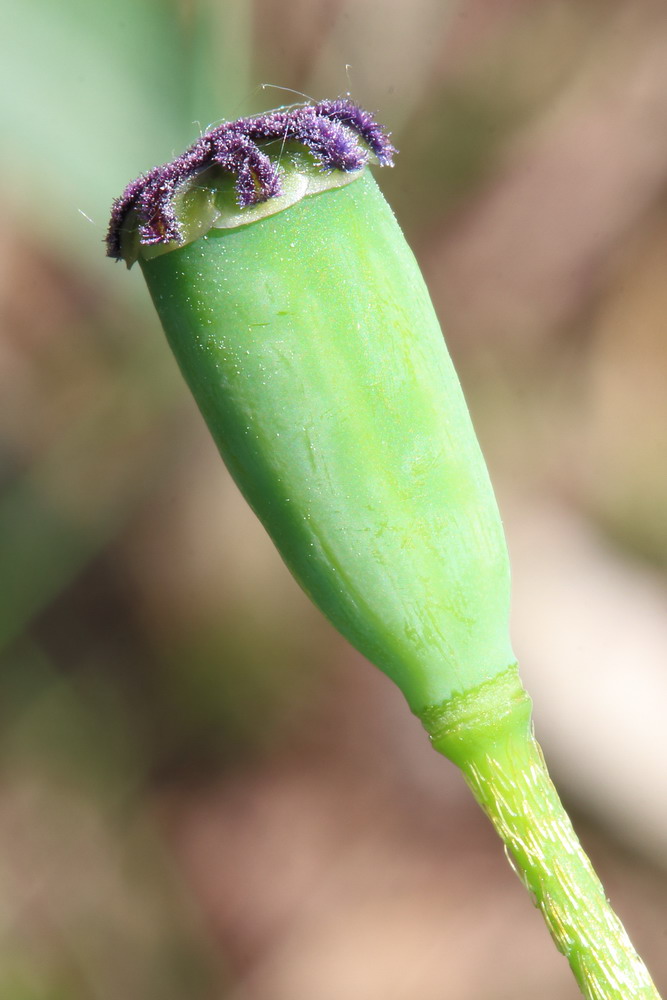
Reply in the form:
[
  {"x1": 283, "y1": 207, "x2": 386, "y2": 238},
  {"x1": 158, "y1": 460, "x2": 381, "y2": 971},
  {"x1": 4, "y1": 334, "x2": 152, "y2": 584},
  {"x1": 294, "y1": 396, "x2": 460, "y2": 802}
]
[{"x1": 136, "y1": 167, "x2": 516, "y2": 718}]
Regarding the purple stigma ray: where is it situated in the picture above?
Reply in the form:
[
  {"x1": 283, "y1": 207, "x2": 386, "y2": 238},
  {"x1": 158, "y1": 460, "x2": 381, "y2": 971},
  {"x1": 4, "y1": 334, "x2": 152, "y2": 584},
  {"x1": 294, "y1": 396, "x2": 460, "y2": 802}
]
[{"x1": 106, "y1": 99, "x2": 396, "y2": 260}]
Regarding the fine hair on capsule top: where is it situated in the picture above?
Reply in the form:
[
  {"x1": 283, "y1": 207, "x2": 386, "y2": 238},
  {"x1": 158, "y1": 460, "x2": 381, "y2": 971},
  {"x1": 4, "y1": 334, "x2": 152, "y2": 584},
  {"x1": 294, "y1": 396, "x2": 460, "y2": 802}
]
[{"x1": 106, "y1": 99, "x2": 396, "y2": 260}]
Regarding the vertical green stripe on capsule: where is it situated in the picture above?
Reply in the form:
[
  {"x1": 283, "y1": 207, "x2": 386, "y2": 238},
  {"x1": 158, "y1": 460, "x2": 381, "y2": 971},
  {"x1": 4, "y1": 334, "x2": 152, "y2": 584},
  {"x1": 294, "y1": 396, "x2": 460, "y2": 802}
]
[{"x1": 140, "y1": 171, "x2": 516, "y2": 715}]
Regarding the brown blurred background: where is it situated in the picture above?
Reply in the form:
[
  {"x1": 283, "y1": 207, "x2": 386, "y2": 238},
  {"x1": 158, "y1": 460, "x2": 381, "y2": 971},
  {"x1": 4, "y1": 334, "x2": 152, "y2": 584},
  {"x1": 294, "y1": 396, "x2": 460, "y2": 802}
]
[{"x1": 1, "y1": 0, "x2": 667, "y2": 997}]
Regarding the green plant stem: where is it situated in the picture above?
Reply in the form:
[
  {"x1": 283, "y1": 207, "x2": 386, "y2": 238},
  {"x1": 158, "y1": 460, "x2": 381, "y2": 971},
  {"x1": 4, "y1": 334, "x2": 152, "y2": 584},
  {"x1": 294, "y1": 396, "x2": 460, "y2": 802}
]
[{"x1": 422, "y1": 670, "x2": 662, "y2": 1000}]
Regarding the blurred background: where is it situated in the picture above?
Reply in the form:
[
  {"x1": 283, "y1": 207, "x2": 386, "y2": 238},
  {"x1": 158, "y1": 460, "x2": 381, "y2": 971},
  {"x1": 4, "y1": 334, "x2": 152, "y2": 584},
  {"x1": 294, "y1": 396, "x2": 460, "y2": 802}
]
[{"x1": 1, "y1": 0, "x2": 667, "y2": 997}]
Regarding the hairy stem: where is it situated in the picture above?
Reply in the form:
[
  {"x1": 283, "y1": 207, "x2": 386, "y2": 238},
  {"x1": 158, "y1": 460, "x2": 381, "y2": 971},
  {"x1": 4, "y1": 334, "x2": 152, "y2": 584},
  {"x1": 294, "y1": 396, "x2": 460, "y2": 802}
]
[{"x1": 423, "y1": 671, "x2": 662, "y2": 1000}]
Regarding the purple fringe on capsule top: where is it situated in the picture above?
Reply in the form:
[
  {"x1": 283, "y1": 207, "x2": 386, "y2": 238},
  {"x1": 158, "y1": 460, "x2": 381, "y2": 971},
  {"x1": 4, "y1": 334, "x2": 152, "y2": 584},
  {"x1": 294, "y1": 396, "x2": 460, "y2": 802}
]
[{"x1": 106, "y1": 99, "x2": 396, "y2": 260}]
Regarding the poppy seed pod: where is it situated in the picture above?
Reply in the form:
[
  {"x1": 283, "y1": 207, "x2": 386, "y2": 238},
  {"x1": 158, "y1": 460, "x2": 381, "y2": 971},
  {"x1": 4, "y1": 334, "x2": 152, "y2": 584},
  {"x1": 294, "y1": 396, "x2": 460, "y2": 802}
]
[{"x1": 107, "y1": 100, "x2": 519, "y2": 725}]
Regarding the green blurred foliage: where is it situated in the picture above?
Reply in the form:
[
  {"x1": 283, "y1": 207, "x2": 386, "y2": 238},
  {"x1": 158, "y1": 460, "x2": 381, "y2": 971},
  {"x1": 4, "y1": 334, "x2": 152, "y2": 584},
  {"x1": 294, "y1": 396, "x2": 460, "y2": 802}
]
[{"x1": 0, "y1": 0, "x2": 251, "y2": 269}]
